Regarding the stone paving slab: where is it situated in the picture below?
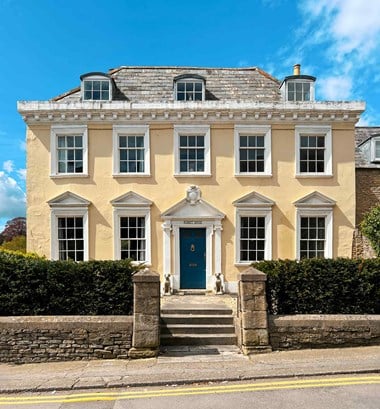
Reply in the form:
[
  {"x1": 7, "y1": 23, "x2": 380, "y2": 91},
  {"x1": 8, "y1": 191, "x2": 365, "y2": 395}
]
[{"x1": 0, "y1": 346, "x2": 379, "y2": 393}]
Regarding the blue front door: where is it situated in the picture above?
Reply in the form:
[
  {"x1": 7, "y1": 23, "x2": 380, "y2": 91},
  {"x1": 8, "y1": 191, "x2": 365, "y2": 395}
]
[{"x1": 180, "y1": 228, "x2": 206, "y2": 289}]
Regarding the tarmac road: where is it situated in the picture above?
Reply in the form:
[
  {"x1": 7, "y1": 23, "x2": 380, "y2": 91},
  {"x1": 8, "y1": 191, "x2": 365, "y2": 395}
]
[{"x1": 0, "y1": 375, "x2": 379, "y2": 409}]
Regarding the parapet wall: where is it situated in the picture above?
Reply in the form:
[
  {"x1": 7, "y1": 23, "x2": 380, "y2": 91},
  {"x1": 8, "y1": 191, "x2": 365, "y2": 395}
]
[
  {"x1": 0, "y1": 316, "x2": 133, "y2": 364},
  {"x1": 269, "y1": 315, "x2": 380, "y2": 350}
]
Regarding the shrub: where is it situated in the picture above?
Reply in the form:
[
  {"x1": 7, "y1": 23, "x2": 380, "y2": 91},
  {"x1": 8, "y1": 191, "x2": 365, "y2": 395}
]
[
  {"x1": 0, "y1": 235, "x2": 26, "y2": 253},
  {"x1": 255, "y1": 258, "x2": 380, "y2": 315},
  {"x1": 0, "y1": 250, "x2": 139, "y2": 315},
  {"x1": 361, "y1": 205, "x2": 380, "y2": 257}
]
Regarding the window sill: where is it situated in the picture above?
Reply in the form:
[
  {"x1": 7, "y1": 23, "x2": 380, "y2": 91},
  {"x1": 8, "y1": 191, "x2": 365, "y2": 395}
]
[
  {"x1": 235, "y1": 262, "x2": 254, "y2": 267},
  {"x1": 296, "y1": 173, "x2": 333, "y2": 178},
  {"x1": 174, "y1": 173, "x2": 212, "y2": 178},
  {"x1": 235, "y1": 173, "x2": 272, "y2": 178},
  {"x1": 113, "y1": 173, "x2": 151, "y2": 178},
  {"x1": 50, "y1": 174, "x2": 89, "y2": 179}
]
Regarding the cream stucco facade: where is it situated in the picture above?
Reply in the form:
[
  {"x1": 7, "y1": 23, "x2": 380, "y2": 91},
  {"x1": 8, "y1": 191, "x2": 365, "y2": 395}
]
[{"x1": 18, "y1": 66, "x2": 365, "y2": 293}]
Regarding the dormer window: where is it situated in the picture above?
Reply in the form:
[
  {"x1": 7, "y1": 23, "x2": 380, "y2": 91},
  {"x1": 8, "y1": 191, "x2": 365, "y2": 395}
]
[
  {"x1": 80, "y1": 72, "x2": 112, "y2": 101},
  {"x1": 280, "y1": 64, "x2": 316, "y2": 102},
  {"x1": 371, "y1": 136, "x2": 380, "y2": 162},
  {"x1": 174, "y1": 74, "x2": 205, "y2": 101}
]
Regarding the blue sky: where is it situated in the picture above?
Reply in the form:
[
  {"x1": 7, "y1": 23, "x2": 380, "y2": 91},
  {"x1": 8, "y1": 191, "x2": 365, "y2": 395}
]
[{"x1": 0, "y1": 0, "x2": 380, "y2": 231}]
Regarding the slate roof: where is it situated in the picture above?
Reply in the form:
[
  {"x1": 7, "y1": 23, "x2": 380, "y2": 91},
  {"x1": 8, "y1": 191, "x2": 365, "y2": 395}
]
[
  {"x1": 52, "y1": 66, "x2": 281, "y2": 103},
  {"x1": 355, "y1": 127, "x2": 380, "y2": 168}
]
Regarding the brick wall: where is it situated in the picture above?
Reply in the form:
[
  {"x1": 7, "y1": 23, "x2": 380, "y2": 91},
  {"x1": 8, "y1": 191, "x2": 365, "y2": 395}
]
[
  {"x1": 356, "y1": 168, "x2": 380, "y2": 225},
  {"x1": 0, "y1": 316, "x2": 133, "y2": 364},
  {"x1": 269, "y1": 315, "x2": 380, "y2": 350}
]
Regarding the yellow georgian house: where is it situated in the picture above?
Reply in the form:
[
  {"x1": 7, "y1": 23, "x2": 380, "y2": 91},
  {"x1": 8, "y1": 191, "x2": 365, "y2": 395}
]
[{"x1": 18, "y1": 65, "x2": 365, "y2": 293}]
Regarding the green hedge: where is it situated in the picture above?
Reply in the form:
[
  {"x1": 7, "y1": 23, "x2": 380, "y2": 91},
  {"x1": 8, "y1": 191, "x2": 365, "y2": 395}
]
[
  {"x1": 255, "y1": 258, "x2": 380, "y2": 315},
  {"x1": 0, "y1": 251, "x2": 139, "y2": 315}
]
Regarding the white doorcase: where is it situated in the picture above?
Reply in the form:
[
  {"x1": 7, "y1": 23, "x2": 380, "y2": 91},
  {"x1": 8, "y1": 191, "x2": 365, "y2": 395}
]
[{"x1": 162, "y1": 220, "x2": 223, "y2": 291}]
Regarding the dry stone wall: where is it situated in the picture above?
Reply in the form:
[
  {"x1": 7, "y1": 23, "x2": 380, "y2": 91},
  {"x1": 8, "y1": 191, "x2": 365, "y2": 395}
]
[
  {"x1": 269, "y1": 315, "x2": 380, "y2": 350},
  {"x1": 0, "y1": 316, "x2": 133, "y2": 364}
]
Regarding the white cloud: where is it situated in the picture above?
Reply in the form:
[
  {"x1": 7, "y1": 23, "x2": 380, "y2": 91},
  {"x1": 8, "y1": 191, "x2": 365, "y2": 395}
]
[
  {"x1": 19, "y1": 140, "x2": 26, "y2": 151},
  {"x1": 17, "y1": 169, "x2": 26, "y2": 180},
  {"x1": 318, "y1": 76, "x2": 352, "y2": 100},
  {"x1": 0, "y1": 171, "x2": 26, "y2": 219},
  {"x1": 294, "y1": 0, "x2": 380, "y2": 105},
  {"x1": 3, "y1": 160, "x2": 14, "y2": 173}
]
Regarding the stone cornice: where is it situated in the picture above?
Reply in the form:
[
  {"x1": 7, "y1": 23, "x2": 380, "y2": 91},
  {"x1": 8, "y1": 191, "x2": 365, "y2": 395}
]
[{"x1": 17, "y1": 100, "x2": 365, "y2": 124}]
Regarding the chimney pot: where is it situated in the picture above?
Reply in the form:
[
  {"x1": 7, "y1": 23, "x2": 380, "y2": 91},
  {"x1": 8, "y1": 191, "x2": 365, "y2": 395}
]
[{"x1": 293, "y1": 64, "x2": 301, "y2": 75}]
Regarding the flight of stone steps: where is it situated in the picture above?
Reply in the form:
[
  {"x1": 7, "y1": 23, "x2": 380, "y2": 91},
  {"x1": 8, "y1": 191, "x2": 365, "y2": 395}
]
[{"x1": 160, "y1": 304, "x2": 237, "y2": 346}]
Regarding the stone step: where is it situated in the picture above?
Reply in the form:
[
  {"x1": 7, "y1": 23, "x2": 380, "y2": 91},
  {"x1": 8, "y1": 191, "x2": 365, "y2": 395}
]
[
  {"x1": 161, "y1": 314, "x2": 234, "y2": 325},
  {"x1": 161, "y1": 308, "x2": 233, "y2": 316},
  {"x1": 161, "y1": 324, "x2": 236, "y2": 335},
  {"x1": 160, "y1": 333, "x2": 237, "y2": 346}
]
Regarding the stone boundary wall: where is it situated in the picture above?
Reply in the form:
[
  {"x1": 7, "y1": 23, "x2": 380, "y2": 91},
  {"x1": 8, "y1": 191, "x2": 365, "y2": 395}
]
[
  {"x1": 352, "y1": 228, "x2": 376, "y2": 258},
  {"x1": 269, "y1": 315, "x2": 380, "y2": 350},
  {"x1": 0, "y1": 316, "x2": 133, "y2": 364}
]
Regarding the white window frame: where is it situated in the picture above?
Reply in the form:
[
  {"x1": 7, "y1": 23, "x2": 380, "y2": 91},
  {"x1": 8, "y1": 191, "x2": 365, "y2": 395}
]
[
  {"x1": 234, "y1": 125, "x2": 272, "y2": 176},
  {"x1": 235, "y1": 208, "x2": 272, "y2": 265},
  {"x1": 371, "y1": 137, "x2": 380, "y2": 162},
  {"x1": 296, "y1": 208, "x2": 333, "y2": 260},
  {"x1": 113, "y1": 207, "x2": 151, "y2": 265},
  {"x1": 112, "y1": 125, "x2": 150, "y2": 177},
  {"x1": 50, "y1": 125, "x2": 88, "y2": 177},
  {"x1": 286, "y1": 79, "x2": 315, "y2": 102},
  {"x1": 174, "y1": 125, "x2": 211, "y2": 176},
  {"x1": 175, "y1": 78, "x2": 205, "y2": 101},
  {"x1": 81, "y1": 75, "x2": 112, "y2": 101},
  {"x1": 295, "y1": 125, "x2": 332, "y2": 177},
  {"x1": 51, "y1": 207, "x2": 89, "y2": 261}
]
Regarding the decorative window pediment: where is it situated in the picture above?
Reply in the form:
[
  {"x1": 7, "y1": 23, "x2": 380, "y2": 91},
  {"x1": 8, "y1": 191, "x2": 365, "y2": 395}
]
[
  {"x1": 47, "y1": 191, "x2": 91, "y2": 208},
  {"x1": 233, "y1": 191, "x2": 274, "y2": 264},
  {"x1": 161, "y1": 186, "x2": 224, "y2": 220},
  {"x1": 110, "y1": 191, "x2": 152, "y2": 208},
  {"x1": 233, "y1": 191, "x2": 275, "y2": 210},
  {"x1": 294, "y1": 191, "x2": 336, "y2": 208}
]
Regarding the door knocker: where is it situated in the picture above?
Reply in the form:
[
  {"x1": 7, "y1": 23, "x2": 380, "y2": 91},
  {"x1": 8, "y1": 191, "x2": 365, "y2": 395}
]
[{"x1": 190, "y1": 244, "x2": 195, "y2": 252}]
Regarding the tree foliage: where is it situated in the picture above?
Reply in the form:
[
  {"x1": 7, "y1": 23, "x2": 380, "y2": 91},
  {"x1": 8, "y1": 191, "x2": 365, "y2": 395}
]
[
  {"x1": 0, "y1": 217, "x2": 26, "y2": 243},
  {"x1": 361, "y1": 205, "x2": 380, "y2": 257},
  {"x1": 0, "y1": 236, "x2": 26, "y2": 252}
]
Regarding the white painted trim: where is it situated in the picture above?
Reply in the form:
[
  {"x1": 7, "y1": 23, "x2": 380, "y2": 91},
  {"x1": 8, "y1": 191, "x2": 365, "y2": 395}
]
[
  {"x1": 162, "y1": 221, "x2": 172, "y2": 277},
  {"x1": 214, "y1": 223, "x2": 223, "y2": 276},
  {"x1": 235, "y1": 208, "x2": 272, "y2": 263},
  {"x1": 174, "y1": 78, "x2": 205, "y2": 102},
  {"x1": 112, "y1": 125, "x2": 150, "y2": 176},
  {"x1": 295, "y1": 125, "x2": 332, "y2": 177},
  {"x1": 50, "y1": 207, "x2": 89, "y2": 261},
  {"x1": 173, "y1": 125, "x2": 211, "y2": 176},
  {"x1": 112, "y1": 207, "x2": 151, "y2": 264},
  {"x1": 371, "y1": 137, "x2": 380, "y2": 162},
  {"x1": 171, "y1": 220, "x2": 216, "y2": 291},
  {"x1": 296, "y1": 208, "x2": 333, "y2": 259},
  {"x1": 234, "y1": 125, "x2": 272, "y2": 176},
  {"x1": 50, "y1": 125, "x2": 88, "y2": 177},
  {"x1": 81, "y1": 75, "x2": 112, "y2": 101},
  {"x1": 224, "y1": 280, "x2": 238, "y2": 294},
  {"x1": 283, "y1": 79, "x2": 315, "y2": 102}
]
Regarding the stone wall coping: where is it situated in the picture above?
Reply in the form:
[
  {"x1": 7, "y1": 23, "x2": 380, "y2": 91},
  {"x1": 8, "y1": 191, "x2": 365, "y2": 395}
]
[
  {"x1": 132, "y1": 269, "x2": 160, "y2": 283},
  {"x1": 269, "y1": 314, "x2": 380, "y2": 327},
  {"x1": 0, "y1": 316, "x2": 133, "y2": 330},
  {"x1": 239, "y1": 267, "x2": 267, "y2": 282}
]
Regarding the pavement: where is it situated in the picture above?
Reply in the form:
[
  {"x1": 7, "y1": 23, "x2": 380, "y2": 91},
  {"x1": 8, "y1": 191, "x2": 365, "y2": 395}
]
[{"x1": 1, "y1": 345, "x2": 379, "y2": 394}]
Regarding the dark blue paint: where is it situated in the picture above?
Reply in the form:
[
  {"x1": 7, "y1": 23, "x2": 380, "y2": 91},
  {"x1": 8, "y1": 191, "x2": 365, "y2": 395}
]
[{"x1": 180, "y1": 228, "x2": 206, "y2": 289}]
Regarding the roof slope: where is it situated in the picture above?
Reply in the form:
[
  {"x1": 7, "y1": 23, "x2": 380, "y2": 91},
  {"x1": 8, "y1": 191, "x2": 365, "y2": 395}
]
[
  {"x1": 53, "y1": 66, "x2": 281, "y2": 103},
  {"x1": 355, "y1": 126, "x2": 380, "y2": 168}
]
